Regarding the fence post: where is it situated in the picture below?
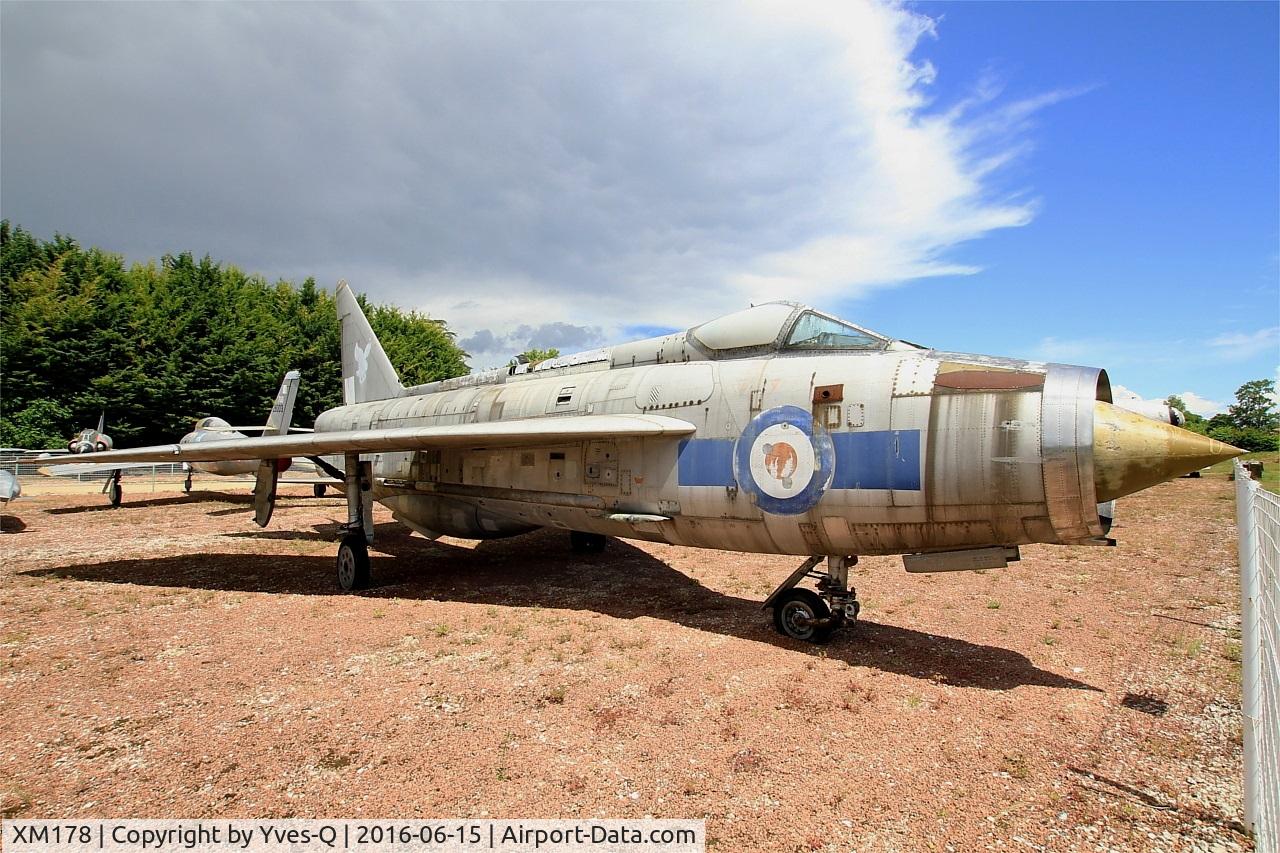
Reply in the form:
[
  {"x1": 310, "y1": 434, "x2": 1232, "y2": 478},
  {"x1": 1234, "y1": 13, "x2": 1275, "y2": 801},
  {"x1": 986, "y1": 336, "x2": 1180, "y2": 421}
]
[{"x1": 1237, "y1": 461, "x2": 1261, "y2": 836}]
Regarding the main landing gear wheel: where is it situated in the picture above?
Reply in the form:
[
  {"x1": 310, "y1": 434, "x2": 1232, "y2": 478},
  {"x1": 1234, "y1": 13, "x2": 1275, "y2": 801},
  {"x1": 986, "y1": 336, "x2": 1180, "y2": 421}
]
[
  {"x1": 313, "y1": 483, "x2": 327, "y2": 498},
  {"x1": 569, "y1": 531, "x2": 607, "y2": 554},
  {"x1": 773, "y1": 589, "x2": 835, "y2": 643},
  {"x1": 183, "y1": 473, "x2": 192, "y2": 493},
  {"x1": 108, "y1": 479, "x2": 122, "y2": 507},
  {"x1": 336, "y1": 533, "x2": 371, "y2": 591},
  {"x1": 764, "y1": 555, "x2": 859, "y2": 643}
]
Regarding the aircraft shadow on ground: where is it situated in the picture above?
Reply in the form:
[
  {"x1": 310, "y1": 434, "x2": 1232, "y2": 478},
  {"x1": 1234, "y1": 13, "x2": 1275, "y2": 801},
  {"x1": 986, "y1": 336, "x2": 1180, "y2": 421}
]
[
  {"x1": 22, "y1": 525, "x2": 1096, "y2": 693},
  {"x1": 46, "y1": 491, "x2": 324, "y2": 515},
  {"x1": 1, "y1": 514, "x2": 27, "y2": 533}
]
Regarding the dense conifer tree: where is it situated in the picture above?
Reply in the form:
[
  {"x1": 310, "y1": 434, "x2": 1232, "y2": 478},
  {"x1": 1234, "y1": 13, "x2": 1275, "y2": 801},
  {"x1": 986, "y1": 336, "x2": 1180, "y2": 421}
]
[{"x1": 0, "y1": 222, "x2": 469, "y2": 447}]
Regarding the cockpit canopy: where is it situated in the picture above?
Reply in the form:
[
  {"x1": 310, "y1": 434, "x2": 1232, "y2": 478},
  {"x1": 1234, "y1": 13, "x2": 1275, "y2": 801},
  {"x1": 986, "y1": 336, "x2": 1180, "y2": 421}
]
[
  {"x1": 689, "y1": 301, "x2": 896, "y2": 355},
  {"x1": 195, "y1": 416, "x2": 230, "y2": 430},
  {"x1": 600, "y1": 300, "x2": 919, "y2": 371}
]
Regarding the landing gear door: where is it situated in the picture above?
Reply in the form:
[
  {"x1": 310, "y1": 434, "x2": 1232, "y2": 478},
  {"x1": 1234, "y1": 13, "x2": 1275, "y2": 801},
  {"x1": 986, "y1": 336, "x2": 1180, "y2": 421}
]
[{"x1": 254, "y1": 459, "x2": 280, "y2": 527}]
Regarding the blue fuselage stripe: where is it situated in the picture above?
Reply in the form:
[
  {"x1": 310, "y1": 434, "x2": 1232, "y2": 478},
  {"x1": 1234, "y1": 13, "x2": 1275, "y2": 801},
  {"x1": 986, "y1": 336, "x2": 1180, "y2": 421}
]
[
  {"x1": 831, "y1": 430, "x2": 921, "y2": 490},
  {"x1": 677, "y1": 431, "x2": 922, "y2": 491},
  {"x1": 677, "y1": 439, "x2": 737, "y2": 487}
]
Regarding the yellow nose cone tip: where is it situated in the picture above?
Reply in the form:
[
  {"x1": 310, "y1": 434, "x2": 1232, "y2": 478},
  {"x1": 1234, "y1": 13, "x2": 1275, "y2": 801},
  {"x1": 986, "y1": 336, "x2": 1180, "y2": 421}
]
[{"x1": 1092, "y1": 401, "x2": 1244, "y2": 502}]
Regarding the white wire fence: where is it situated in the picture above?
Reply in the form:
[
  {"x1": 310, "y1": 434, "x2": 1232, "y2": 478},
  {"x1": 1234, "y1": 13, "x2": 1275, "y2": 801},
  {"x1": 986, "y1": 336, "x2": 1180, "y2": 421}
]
[
  {"x1": 1237, "y1": 459, "x2": 1280, "y2": 848},
  {"x1": 0, "y1": 454, "x2": 186, "y2": 480}
]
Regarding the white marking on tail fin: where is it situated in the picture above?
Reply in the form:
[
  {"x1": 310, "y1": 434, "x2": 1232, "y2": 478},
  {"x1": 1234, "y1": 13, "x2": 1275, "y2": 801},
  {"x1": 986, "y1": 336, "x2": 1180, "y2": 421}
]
[
  {"x1": 354, "y1": 342, "x2": 371, "y2": 384},
  {"x1": 336, "y1": 280, "x2": 403, "y2": 405}
]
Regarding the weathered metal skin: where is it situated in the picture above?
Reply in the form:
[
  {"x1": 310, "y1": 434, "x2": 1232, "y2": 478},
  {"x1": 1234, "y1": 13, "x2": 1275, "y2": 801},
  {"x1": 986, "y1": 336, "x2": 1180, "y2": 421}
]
[
  {"x1": 315, "y1": 345, "x2": 1112, "y2": 555},
  {"x1": 53, "y1": 291, "x2": 1239, "y2": 565}
]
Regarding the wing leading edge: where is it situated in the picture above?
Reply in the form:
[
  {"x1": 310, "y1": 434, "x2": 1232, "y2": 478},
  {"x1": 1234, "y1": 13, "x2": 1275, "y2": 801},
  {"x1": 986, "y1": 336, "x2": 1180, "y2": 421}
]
[{"x1": 44, "y1": 415, "x2": 698, "y2": 466}]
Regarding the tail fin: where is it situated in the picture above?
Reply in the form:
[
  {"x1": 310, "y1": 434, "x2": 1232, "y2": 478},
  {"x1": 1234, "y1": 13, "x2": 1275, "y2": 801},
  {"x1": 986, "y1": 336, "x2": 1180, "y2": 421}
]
[
  {"x1": 337, "y1": 280, "x2": 403, "y2": 404},
  {"x1": 263, "y1": 370, "x2": 301, "y2": 436},
  {"x1": 96, "y1": 412, "x2": 105, "y2": 434}
]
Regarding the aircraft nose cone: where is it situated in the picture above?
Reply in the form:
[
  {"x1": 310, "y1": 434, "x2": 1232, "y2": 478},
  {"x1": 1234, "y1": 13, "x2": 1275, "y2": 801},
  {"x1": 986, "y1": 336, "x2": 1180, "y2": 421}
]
[{"x1": 1093, "y1": 400, "x2": 1244, "y2": 502}]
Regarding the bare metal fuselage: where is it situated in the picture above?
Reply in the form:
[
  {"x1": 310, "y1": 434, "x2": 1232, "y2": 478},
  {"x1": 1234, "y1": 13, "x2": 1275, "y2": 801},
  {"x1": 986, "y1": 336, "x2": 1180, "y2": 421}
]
[{"x1": 315, "y1": 349, "x2": 1108, "y2": 556}]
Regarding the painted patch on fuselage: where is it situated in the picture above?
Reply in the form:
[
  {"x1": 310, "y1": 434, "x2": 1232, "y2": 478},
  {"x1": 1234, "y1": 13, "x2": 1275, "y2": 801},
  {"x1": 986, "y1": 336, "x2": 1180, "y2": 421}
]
[
  {"x1": 677, "y1": 420, "x2": 923, "y2": 500},
  {"x1": 677, "y1": 438, "x2": 736, "y2": 487},
  {"x1": 733, "y1": 406, "x2": 834, "y2": 515},
  {"x1": 830, "y1": 430, "x2": 921, "y2": 490}
]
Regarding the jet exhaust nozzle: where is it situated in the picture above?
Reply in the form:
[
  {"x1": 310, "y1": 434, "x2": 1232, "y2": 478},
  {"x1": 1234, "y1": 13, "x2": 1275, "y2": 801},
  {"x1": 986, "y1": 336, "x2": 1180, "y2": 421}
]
[{"x1": 1092, "y1": 401, "x2": 1243, "y2": 502}]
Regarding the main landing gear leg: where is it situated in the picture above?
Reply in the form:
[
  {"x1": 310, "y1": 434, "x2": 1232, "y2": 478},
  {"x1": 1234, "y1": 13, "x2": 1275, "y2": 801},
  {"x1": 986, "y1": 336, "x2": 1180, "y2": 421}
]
[
  {"x1": 336, "y1": 453, "x2": 374, "y2": 592},
  {"x1": 764, "y1": 555, "x2": 859, "y2": 643}
]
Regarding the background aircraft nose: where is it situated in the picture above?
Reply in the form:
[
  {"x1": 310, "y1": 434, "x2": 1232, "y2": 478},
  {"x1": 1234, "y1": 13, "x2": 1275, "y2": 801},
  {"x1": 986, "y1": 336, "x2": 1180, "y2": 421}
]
[{"x1": 1093, "y1": 400, "x2": 1244, "y2": 502}]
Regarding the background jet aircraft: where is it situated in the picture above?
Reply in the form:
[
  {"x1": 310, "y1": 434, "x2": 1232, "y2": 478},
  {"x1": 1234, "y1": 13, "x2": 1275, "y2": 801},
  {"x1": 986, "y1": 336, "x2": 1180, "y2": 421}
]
[
  {"x1": 53, "y1": 282, "x2": 1242, "y2": 642},
  {"x1": 0, "y1": 470, "x2": 20, "y2": 504},
  {"x1": 1113, "y1": 388, "x2": 1187, "y2": 427},
  {"x1": 66, "y1": 413, "x2": 113, "y2": 454},
  {"x1": 48, "y1": 371, "x2": 338, "y2": 505}
]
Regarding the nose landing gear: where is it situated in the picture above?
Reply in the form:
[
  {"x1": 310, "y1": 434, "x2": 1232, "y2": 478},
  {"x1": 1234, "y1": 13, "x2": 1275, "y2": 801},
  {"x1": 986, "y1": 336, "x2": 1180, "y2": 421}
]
[{"x1": 764, "y1": 555, "x2": 860, "y2": 643}]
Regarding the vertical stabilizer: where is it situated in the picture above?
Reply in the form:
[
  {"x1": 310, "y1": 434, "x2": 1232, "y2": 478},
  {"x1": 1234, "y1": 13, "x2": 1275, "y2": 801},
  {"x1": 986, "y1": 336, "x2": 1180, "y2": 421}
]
[
  {"x1": 263, "y1": 370, "x2": 301, "y2": 436},
  {"x1": 96, "y1": 412, "x2": 105, "y2": 434},
  {"x1": 336, "y1": 280, "x2": 403, "y2": 404}
]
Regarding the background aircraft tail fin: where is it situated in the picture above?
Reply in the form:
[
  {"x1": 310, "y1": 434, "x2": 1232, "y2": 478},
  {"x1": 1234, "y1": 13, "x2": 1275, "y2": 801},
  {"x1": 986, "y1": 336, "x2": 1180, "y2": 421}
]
[
  {"x1": 336, "y1": 280, "x2": 403, "y2": 405},
  {"x1": 96, "y1": 412, "x2": 105, "y2": 434},
  {"x1": 263, "y1": 370, "x2": 301, "y2": 436}
]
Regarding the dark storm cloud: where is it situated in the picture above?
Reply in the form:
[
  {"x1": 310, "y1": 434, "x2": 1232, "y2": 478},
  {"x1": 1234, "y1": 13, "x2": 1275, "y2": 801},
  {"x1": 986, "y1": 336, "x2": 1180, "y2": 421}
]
[
  {"x1": 1, "y1": 2, "x2": 1047, "y2": 368},
  {"x1": 460, "y1": 322, "x2": 605, "y2": 361}
]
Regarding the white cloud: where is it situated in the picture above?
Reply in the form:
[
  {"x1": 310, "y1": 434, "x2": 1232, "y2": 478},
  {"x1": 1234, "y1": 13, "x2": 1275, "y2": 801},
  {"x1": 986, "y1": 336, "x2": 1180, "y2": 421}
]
[
  {"x1": 1, "y1": 1, "x2": 1070, "y2": 369},
  {"x1": 1112, "y1": 384, "x2": 1225, "y2": 419},
  {"x1": 1175, "y1": 391, "x2": 1227, "y2": 418},
  {"x1": 1208, "y1": 327, "x2": 1280, "y2": 361}
]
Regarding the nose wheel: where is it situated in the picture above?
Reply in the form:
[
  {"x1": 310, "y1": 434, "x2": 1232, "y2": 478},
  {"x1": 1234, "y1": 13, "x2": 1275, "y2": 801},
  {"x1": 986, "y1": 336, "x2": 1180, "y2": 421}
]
[{"x1": 764, "y1": 555, "x2": 859, "y2": 643}]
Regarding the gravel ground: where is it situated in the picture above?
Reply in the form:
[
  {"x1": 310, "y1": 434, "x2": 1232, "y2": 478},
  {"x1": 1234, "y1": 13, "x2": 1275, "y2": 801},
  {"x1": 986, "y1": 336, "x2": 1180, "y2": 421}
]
[{"x1": 0, "y1": 476, "x2": 1252, "y2": 852}]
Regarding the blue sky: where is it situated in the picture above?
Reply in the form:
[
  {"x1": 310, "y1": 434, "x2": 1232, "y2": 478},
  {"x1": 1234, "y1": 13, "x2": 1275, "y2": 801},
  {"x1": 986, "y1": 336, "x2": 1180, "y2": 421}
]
[
  {"x1": 859, "y1": 1, "x2": 1279, "y2": 413},
  {"x1": 2, "y1": 1, "x2": 1276, "y2": 414}
]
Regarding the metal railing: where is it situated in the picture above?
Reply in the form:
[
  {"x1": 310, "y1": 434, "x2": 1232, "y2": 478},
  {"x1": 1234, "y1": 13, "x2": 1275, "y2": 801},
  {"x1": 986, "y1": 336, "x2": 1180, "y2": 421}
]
[
  {"x1": 1237, "y1": 459, "x2": 1280, "y2": 846},
  {"x1": 0, "y1": 455, "x2": 186, "y2": 481}
]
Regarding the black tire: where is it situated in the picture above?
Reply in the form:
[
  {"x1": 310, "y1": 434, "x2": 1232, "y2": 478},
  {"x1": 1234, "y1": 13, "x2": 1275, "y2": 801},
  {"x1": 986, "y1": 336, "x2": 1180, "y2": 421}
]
[
  {"x1": 772, "y1": 588, "x2": 834, "y2": 643},
  {"x1": 183, "y1": 476, "x2": 192, "y2": 494},
  {"x1": 569, "y1": 531, "x2": 607, "y2": 554},
  {"x1": 108, "y1": 480, "x2": 122, "y2": 508},
  {"x1": 336, "y1": 534, "x2": 371, "y2": 591},
  {"x1": 313, "y1": 484, "x2": 326, "y2": 497}
]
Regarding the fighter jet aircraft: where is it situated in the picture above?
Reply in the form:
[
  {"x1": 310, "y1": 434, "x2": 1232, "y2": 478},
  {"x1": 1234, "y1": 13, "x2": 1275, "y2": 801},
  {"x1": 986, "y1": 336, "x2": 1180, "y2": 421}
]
[
  {"x1": 52, "y1": 283, "x2": 1242, "y2": 642},
  {"x1": 1113, "y1": 388, "x2": 1187, "y2": 427},
  {"x1": 0, "y1": 470, "x2": 19, "y2": 504},
  {"x1": 66, "y1": 413, "x2": 113, "y2": 454},
  {"x1": 47, "y1": 370, "x2": 337, "y2": 505}
]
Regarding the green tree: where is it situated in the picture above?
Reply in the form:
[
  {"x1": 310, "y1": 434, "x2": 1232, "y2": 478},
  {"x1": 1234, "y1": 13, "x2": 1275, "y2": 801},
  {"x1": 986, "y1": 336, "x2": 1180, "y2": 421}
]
[
  {"x1": 1227, "y1": 380, "x2": 1278, "y2": 431},
  {"x1": 0, "y1": 399, "x2": 71, "y2": 449},
  {"x1": 1203, "y1": 381, "x2": 1280, "y2": 452},
  {"x1": 0, "y1": 222, "x2": 471, "y2": 448},
  {"x1": 520, "y1": 347, "x2": 560, "y2": 364}
]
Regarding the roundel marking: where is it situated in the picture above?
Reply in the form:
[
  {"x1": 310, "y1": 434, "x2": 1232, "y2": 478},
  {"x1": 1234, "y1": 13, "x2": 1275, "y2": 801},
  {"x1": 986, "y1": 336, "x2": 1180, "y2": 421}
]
[{"x1": 733, "y1": 405, "x2": 835, "y2": 515}]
